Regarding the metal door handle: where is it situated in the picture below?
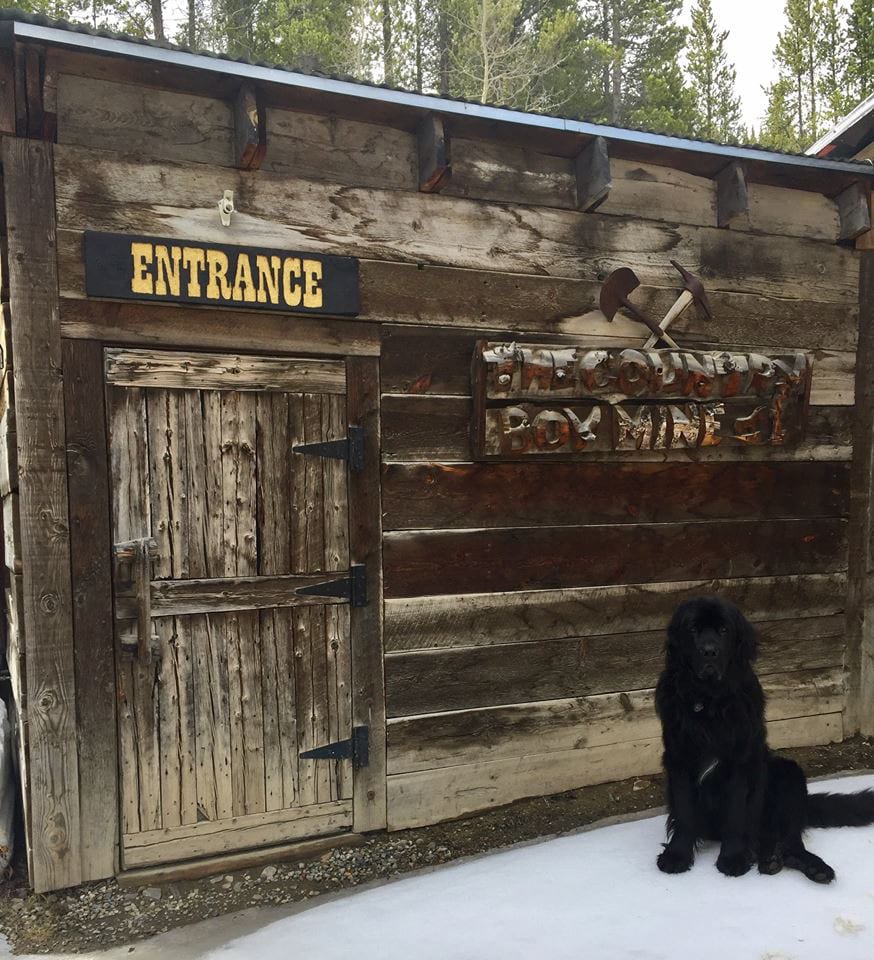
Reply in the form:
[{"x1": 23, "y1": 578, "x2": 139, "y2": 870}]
[{"x1": 113, "y1": 537, "x2": 159, "y2": 659}]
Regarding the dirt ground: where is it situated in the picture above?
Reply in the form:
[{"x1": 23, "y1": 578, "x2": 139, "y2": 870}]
[{"x1": 2, "y1": 737, "x2": 873, "y2": 955}]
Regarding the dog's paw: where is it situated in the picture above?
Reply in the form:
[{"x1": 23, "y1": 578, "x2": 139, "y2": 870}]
[
  {"x1": 808, "y1": 863, "x2": 835, "y2": 884},
  {"x1": 657, "y1": 847, "x2": 693, "y2": 874},
  {"x1": 758, "y1": 852, "x2": 783, "y2": 875},
  {"x1": 717, "y1": 851, "x2": 751, "y2": 877},
  {"x1": 784, "y1": 852, "x2": 835, "y2": 884}
]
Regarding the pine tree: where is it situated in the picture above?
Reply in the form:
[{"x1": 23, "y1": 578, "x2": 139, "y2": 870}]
[
  {"x1": 761, "y1": 76, "x2": 804, "y2": 151},
  {"x1": 446, "y1": 0, "x2": 573, "y2": 111},
  {"x1": 626, "y1": 58, "x2": 696, "y2": 135},
  {"x1": 537, "y1": 0, "x2": 690, "y2": 128},
  {"x1": 764, "y1": 0, "x2": 864, "y2": 151},
  {"x1": 817, "y1": 0, "x2": 850, "y2": 127},
  {"x1": 248, "y1": 0, "x2": 368, "y2": 73},
  {"x1": 685, "y1": 0, "x2": 742, "y2": 142},
  {"x1": 521, "y1": 1, "x2": 607, "y2": 120},
  {"x1": 848, "y1": 0, "x2": 874, "y2": 101},
  {"x1": 764, "y1": 0, "x2": 837, "y2": 150},
  {"x1": 599, "y1": 0, "x2": 688, "y2": 128}
]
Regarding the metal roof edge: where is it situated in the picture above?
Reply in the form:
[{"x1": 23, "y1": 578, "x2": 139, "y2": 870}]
[
  {"x1": 14, "y1": 17, "x2": 874, "y2": 180},
  {"x1": 807, "y1": 92, "x2": 874, "y2": 157}
]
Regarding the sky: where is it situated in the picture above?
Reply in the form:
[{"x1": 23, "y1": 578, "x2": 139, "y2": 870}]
[{"x1": 681, "y1": 0, "x2": 846, "y2": 131}]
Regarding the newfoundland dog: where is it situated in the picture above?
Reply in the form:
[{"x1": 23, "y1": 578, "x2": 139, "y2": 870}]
[{"x1": 656, "y1": 596, "x2": 874, "y2": 883}]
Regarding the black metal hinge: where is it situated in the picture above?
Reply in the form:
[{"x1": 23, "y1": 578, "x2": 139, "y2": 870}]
[
  {"x1": 292, "y1": 425, "x2": 365, "y2": 472},
  {"x1": 295, "y1": 563, "x2": 367, "y2": 607},
  {"x1": 300, "y1": 725, "x2": 369, "y2": 768}
]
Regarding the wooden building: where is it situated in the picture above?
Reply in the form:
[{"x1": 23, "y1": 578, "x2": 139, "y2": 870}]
[{"x1": 0, "y1": 9, "x2": 873, "y2": 893}]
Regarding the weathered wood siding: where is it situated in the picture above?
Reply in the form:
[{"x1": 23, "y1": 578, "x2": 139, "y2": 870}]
[
  {"x1": 4, "y1": 138, "x2": 82, "y2": 891},
  {"x1": 41, "y1": 61, "x2": 862, "y2": 847},
  {"x1": 380, "y1": 320, "x2": 852, "y2": 826}
]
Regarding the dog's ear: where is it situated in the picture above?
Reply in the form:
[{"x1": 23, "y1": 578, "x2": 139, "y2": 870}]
[
  {"x1": 666, "y1": 600, "x2": 692, "y2": 651},
  {"x1": 732, "y1": 604, "x2": 759, "y2": 662}
]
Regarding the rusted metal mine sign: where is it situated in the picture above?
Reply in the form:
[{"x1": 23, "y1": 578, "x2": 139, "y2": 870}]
[{"x1": 471, "y1": 342, "x2": 813, "y2": 458}]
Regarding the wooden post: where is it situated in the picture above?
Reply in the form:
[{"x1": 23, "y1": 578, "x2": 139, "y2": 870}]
[
  {"x1": 346, "y1": 356, "x2": 386, "y2": 832},
  {"x1": 233, "y1": 82, "x2": 267, "y2": 171},
  {"x1": 62, "y1": 339, "x2": 118, "y2": 881},
  {"x1": 23, "y1": 47, "x2": 44, "y2": 141},
  {"x1": 41, "y1": 48, "x2": 58, "y2": 142},
  {"x1": 418, "y1": 113, "x2": 451, "y2": 193},
  {"x1": 716, "y1": 160, "x2": 749, "y2": 229},
  {"x1": 2, "y1": 137, "x2": 82, "y2": 891},
  {"x1": 857, "y1": 190, "x2": 874, "y2": 251},
  {"x1": 574, "y1": 136, "x2": 611, "y2": 212},
  {"x1": 11, "y1": 47, "x2": 25, "y2": 137},
  {"x1": 0, "y1": 49, "x2": 15, "y2": 136},
  {"x1": 837, "y1": 182, "x2": 871, "y2": 244},
  {"x1": 846, "y1": 250, "x2": 874, "y2": 735}
]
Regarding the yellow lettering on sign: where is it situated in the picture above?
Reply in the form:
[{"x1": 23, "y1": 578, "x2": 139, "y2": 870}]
[
  {"x1": 181, "y1": 247, "x2": 206, "y2": 297},
  {"x1": 206, "y1": 250, "x2": 232, "y2": 300},
  {"x1": 256, "y1": 255, "x2": 281, "y2": 305},
  {"x1": 283, "y1": 257, "x2": 302, "y2": 307},
  {"x1": 154, "y1": 245, "x2": 182, "y2": 297},
  {"x1": 232, "y1": 253, "x2": 257, "y2": 303},
  {"x1": 126, "y1": 240, "x2": 335, "y2": 309},
  {"x1": 303, "y1": 259, "x2": 323, "y2": 309},
  {"x1": 130, "y1": 242, "x2": 154, "y2": 295}
]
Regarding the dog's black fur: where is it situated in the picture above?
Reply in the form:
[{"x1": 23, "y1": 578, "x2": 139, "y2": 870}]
[{"x1": 656, "y1": 596, "x2": 874, "y2": 882}]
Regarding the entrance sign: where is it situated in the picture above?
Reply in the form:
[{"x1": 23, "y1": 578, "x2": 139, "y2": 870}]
[{"x1": 84, "y1": 232, "x2": 360, "y2": 315}]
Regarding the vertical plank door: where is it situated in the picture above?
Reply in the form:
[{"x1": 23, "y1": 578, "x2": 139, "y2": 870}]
[{"x1": 104, "y1": 348, "x2": 367, "y2": 868}]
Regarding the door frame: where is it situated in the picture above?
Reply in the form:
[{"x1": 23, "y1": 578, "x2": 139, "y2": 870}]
[
  {"x1": 345, "y1": 356, "x2": 386, "y2": 834},
  {"x1": 63, "y1": 344, "x2": 386, "y2": 879}
]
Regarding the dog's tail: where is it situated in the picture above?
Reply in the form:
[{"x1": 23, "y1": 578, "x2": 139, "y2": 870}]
[{"x1": 806, "y1": 789, "x2": 874, "y2": 828}]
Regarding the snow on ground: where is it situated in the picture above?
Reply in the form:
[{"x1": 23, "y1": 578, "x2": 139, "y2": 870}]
[{"x1": 10, "y1": 774, "x2": 874, "y2": 960}]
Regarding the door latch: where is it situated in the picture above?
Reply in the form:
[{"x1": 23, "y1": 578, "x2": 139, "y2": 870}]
[{"x1": 114, "y1": 537, "x2": 159, "y2": 660}]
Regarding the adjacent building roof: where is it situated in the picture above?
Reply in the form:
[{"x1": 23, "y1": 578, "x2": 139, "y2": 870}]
[
  {"x1": 3, "y1": 7, "x2": 873, "y2": 185},
  {"x1": 807, "y1": 92, "x2": 874, "y2": 160}
]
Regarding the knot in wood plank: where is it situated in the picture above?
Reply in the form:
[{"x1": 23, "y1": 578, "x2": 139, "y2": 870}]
[
  {"x1": 45, "y1": 811, "x2": 69, "y2": 853},
  {"x1": 38, "y1": 688, "x2": 58, "y2": 712},
  {"x1": 39, "y1": 591, "x2": 59, "y2": 615}
]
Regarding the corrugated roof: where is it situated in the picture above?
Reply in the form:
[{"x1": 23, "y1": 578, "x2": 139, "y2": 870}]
[{"x1": 4, "y1": 7, "x2": 874, "y2": 179}]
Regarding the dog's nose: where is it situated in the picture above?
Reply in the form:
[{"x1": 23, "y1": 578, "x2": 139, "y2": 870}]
[{"x1": 701, "y1": 643, "x2": 718, "y2": 659}]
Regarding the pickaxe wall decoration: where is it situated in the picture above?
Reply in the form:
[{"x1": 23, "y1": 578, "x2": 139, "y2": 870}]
[
  {"x1": 599, "y1": 262, "x2": 713, "y2": 350},
  {"x1": 643, "y1": 260, "x2": 712, "y2": 349},
  {"x1": 599, "y1": 267, "x2": 680, "y2": 349}
]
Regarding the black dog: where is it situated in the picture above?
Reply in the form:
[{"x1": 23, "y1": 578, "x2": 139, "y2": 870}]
[{"x1": 655, "y1": 596, "x2": 874, "y2": 883}]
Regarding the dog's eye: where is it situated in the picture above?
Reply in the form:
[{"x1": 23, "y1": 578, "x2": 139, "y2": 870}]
[{"x1": 719, "y1": 626, "x2": 727, "y2": 636}]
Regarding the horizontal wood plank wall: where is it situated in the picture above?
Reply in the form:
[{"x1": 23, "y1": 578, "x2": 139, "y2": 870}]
[
  {"x1": 55, "y1": 73, "x2": 838, "y2": 242},
  {"x1": 46, "y1": 107, "x2": 860, "y2": 834},
  {"x1": 52, "y1": 147, "x2": 858, "y2": 305},
  {"x1": 383, "y1": 462, "x2": 850, "y2": 529},
  {"x1": 387, "y1": 712, "x2": 844, "y2": 829},
  {"x1": 378, "y1": 298, "x2": 855, "y2": 826},
  {"x1": 383, "y1": 520, "x2": 848, "y2": 597}
]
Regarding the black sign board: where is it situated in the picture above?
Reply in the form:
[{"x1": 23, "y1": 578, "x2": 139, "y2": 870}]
[{"x1": 84, "y1": 231, "x2": 360, "y2": 316}]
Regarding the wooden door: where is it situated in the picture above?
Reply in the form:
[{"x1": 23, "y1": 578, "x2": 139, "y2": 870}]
[{"x1": 105, "y1": 348, "x2": 365, "y2": 869}]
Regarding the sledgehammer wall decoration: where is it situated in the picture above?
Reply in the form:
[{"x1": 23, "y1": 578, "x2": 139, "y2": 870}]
[{"x1": 471, "y1": 343, "x2": 813, "y2": 459}]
